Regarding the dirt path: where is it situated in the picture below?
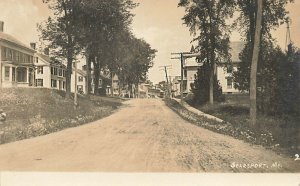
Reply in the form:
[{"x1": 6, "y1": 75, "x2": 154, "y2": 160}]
[{"x1": 0, "y1": 99, "x2": 299, "y2": 172}]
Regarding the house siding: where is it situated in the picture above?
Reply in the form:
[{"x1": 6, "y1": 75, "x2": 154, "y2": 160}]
[
  {"x1": 217, "y1": 65, "x2": 239, "y2": 93},
  {"x1": 0, "y1": 42, "x2": 35, "y2": 88}
]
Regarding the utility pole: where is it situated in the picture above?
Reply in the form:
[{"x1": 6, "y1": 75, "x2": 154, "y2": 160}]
[
  {"x1": 171, "y1": 52, "x2": 201, "y2": 102},
  {"x1": 159, "y1": 65, "x2": 172, "y2": 97}
]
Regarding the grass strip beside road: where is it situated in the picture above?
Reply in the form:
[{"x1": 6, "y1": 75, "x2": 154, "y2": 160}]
[
  {"x1": 0, "y1": 88, "x2": 123, "y2": 145},
  {"x1": 164, "y1": 98, "x2": 299, "y2": 156}
]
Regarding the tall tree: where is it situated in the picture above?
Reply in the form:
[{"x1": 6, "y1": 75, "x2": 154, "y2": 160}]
[
  {"x1": 118, "y1": 35, "x2": 157, "y2": 95},
  {"x1": 233, "y1": 0, "x2": 294, "y2": 92},
  {"x1": 249, "y1": 0, "x2": 263, "y2": 126},
  {"x1": 38, "y1": 0, "x2": 83, "y2": 98},
  {"x1": 74, "y1": 0, "x2": 137, "y2": 95},
  {"x1": 179, "y1": 0, "x2": 235, "y2": 104}
]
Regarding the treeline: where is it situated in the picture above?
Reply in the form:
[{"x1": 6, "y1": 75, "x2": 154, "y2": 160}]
[
  {"x1": 179, "y1": 0, "x2": 300, "y2": 117},
  {"x1": 38, "y1": 0, "x2": 157, "y2": 97}
]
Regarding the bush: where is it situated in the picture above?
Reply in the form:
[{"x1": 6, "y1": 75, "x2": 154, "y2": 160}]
[{"x1": 191, "y1": 62, "x2": 224, "y2": 105}]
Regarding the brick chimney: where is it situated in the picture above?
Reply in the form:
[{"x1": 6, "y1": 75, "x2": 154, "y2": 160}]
[
  {"x1": 0, "y1": 21, "x2": 4, "y2": 32},
  {"x1": 30, "y1": 42, "x2": 36, "y2": 50}
]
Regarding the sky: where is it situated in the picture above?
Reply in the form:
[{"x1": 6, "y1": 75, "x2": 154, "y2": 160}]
[{"x1": 0, "y1": 0, "x2": 299, "y2": 84}]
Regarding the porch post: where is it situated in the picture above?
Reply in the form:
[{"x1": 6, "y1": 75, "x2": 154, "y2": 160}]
[
  {"x1": 9, "y1": 65, "x2": 13, "y2": 82},
  {"x1": 15, "y1": 67, "x2": 18, "y2": 83},
  {"x1": 26, "y1": 67, "x2": 29, "y2": 84}
]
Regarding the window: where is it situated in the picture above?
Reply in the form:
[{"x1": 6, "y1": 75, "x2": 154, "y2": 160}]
[
  {"x1": 17, "y1": 67, "x2": 27, "y2": 82},
  {"x1": 36, "y1": 57, "x2": 38, "y2": 63},
  {"x1": 6, "y1": 48, "x2": 12, "y2": 60},
  {"x1": 51, "y1": 79, "x2": 57, "y2": 88},
  {"x1": 1, "y1": 47, "x2": 6, "y2": 59},
  {"x1": 184, "y1": 69, "x2": 187, "y2": 78},
  {"x1": 63, "y1": 81, "x2": 66, "y2": 89},
  {"x1": 12, "y1": 50, "x2": 16, "y2": 61},
  {"x1": 4, "y1": 67, "x2": 10, "y2": 81},
  {"x1": 12, "y1": 67, "x2": 16, "y2": 81},
  {"x1": 27, "y1": 55, "x2": 30, "y2": 63},
  {"x1": 37, "y1": 66, "x2": 43, "y2": 74},
  {"x1": 77, "y1": 85, "x2": 83, "y2": 91},
  {"x1": 22, "y1": 54, "x2": 28, "y2": 63},
  {"x1": 36, "y1": 79, "x2": 43, "y2": 87},
  {"x1": 51, "y1": 67, "x2": 54, "y2": 75},
  {"x1": 227, "y1": 65, "x2": 233, "y2": 74},
  {"x1": 77, "y1": 85, "x2": 83, "y2": 93},
  {"x1": 58, "y1": 69, "x2": 62, "y2": 77},
  {"x1": 78, "y1": 76, "x2": 83, "y2": 82},
  {"x1": 227, "y1": 77, "x2": 233, "y2": 89},
  {"x1": 16, "y1": 52, "x2": 20, "y2": 62},
  {"x1": 63, "y1": 70, "x2": 66, "y2": 77},
  {"x1": 54, "y1": 68, "x2": 58, "y2": 75}
]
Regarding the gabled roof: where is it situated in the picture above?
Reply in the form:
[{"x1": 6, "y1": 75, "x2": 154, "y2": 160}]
[
  {"x1": 184, "y1": 57, "x2": 200, "y2": 67},
  {"x1": 75, "y1": 69, "x2": 86, "y2": 76},
  {"x1": 0, "y1": 32, "x2": 35, "y2": 52},
  {"x1": 184, "y1": 41, "x2": 245, "y2": 67},
  {"x1": 36, "y1": 53, "x2": 66, "y2": 68},
  {"x1": 36, "y1": 53, "x2": 51, "y2": 65}
]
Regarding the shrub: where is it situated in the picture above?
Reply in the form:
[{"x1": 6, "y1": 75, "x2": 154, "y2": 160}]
[{"x1": 191, "y1": 62, "x2": 224, "y2": 105}]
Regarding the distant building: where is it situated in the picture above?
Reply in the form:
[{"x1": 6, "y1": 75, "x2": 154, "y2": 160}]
[
  {"x1": 182, "y1": 57, "x2": 201, "y2": 94},
  {"x1": 171, "y1": 76, "x2": 181, "y2": 97},
  {"x1": 32, "y1": 44, "x2": 67, "y2": 90},
  {"x1": 148, "y1": 87, "x2": 164, "y2": 98},
  {"x1": 71, "y1": 68, "x2": 87, "y2": 94},
  {"x1": 138, "y1": 83, "x2": 151, "y2": 98},
  {"x1": 182, "y1": 41, "x2": 244, "y2": 94},
  {"x1": 82, "y1": 65, "x2": 119, "y2": 95},
  {"x1": 0, "y1": 21, "x2": 35, "y2": 88},
  {"x1": 217, "y1": 42, "x2": 244, "y2": 94}
]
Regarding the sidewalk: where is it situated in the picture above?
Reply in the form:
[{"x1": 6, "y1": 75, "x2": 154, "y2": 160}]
[{"x1": 172, "y1": 98, "x2": 226, "y2": 123}]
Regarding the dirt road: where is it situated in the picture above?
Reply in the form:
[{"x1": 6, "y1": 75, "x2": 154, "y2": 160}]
[{"x1": 0, "y1": 99, "x2": 299, "y2": 172}]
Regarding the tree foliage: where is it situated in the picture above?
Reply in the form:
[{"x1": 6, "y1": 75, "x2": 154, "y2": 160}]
[
  {"x1": 179, "y1": 0, "x2": 235, "y2": 104},
  {"x1": 232, "y1": 0, "x2": 297, "y2": 116},
  {"x1": 191, "y1": 62, "x2": 224, "y2": 105},
  {"x1": 38, "y1": 0, "x2": 83, "y2": 98},
  {"x1": 38, "y1": 0, "x2": 156, "y2": 97},
  {"x1": 233, "y1": 0, "x2": 294, "y2": 92},
  {"x1": 118, "y1": 36, "x2": 157, "y2": 88}
]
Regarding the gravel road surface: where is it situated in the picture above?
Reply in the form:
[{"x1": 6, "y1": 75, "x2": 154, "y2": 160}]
[{"x1": 0, "y1": 99, "x2": 299, "y2": 172}]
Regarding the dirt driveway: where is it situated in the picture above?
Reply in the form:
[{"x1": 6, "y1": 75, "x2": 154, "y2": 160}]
[{"x1": 0, "y1": 99, "x2": 299, "y2": 172}]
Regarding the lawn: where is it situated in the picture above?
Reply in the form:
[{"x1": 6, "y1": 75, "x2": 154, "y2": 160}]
[
  {"x1": 166, "y1": 94, "x2": 300, "y2": 155},
  {"x1": 0, "y1": 88, "x2": 123, "y2": 144}
]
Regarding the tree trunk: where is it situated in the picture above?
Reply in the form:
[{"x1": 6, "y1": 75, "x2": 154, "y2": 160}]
[
  {"x1": 250, "y1": 0, "x2": 263, "y2": 126},
  {"x1": 85, "y1": 53, "x2": 92, "y2": 95},
  {"x1": 209, "y1": 65, "x2": 214, "y2": 104},
  {"x1": 208, "y1": 4, "x2": 215, "y2": 105},
  {"x1": 111, "y1": 72, "x2": 114, "y2": 97},
  {"x1": 65, "y1": 52, "x2": 73, "y2": 99},
  {"x1": 209, "y1": 49, "x2": 216, "y2": 105},
  {"x1": 93, "y1": 58, "x2": 100, "y2": 95}
]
